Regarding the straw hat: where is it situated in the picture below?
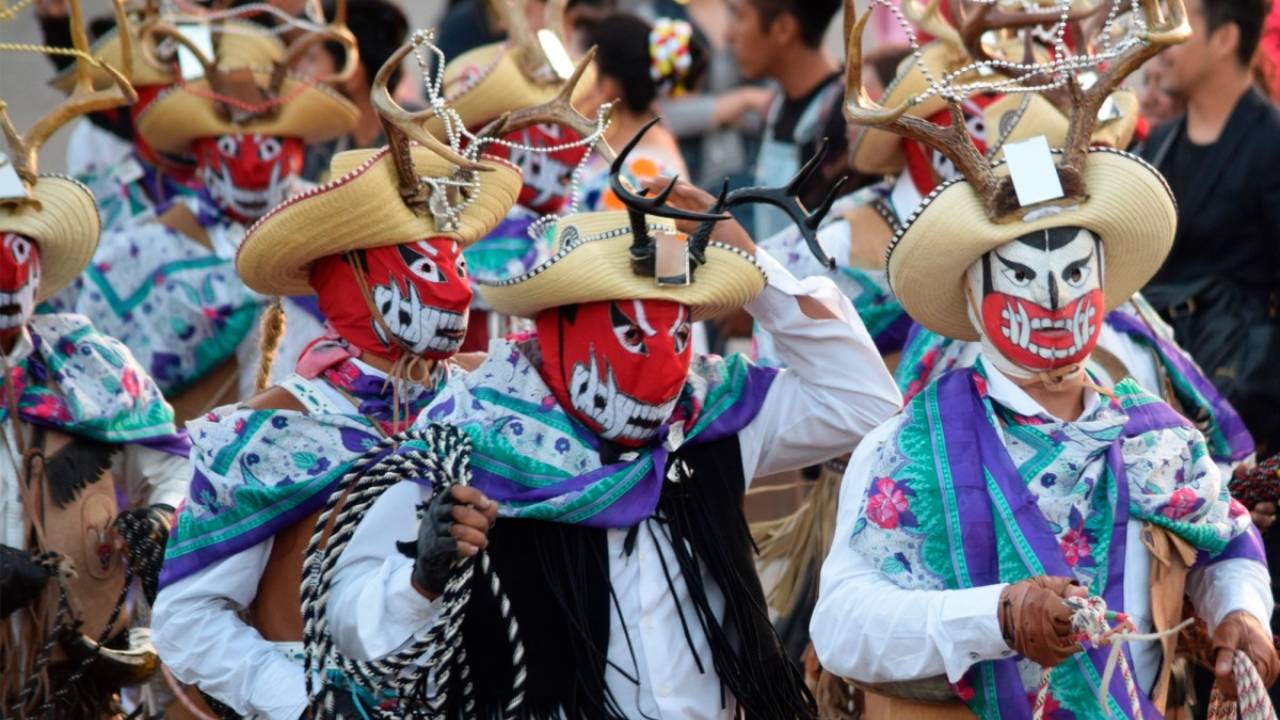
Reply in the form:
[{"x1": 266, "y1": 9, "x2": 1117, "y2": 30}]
[
  {"x1": 984, "y1": 90, "x2": 1140, "y2": 158},
  {"x1": 431, "y1": 39, "x2": 596, "y2": 133},
  {"x1": 478, "y1": 211, "x2": 767, "y2": 320},
  {"x1": 50, "y1": 19, "x2": 283, "y2": 93},
  {"x1": 237, "y1": 145, "x2": 523, "y2": 296},
  {"x1": 886, "y1": 148, "x2": 1175, "y2": 341},
  {"x1": 0, "y1": 175, "x2": 100, "y2": 302},
  {"x1": 135, "y1": 68, "x2": 357, "y2": 155}
]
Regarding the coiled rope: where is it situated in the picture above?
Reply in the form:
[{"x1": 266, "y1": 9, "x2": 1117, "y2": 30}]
[
  {"x1": 299, "y1": 424, "x2": 526, "y2": 719},
  {"x1": 1033, "y1": 596, "x2": 1275, "y2": 720}
]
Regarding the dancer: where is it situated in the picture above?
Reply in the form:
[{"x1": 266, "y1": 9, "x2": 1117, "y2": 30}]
[
  {"x1": 0, "y1": 21, "x2": 190, "y2": 717},
  {"x1": 813, "y1": 1, "x2": 1276, "y2": 717},
  {"x1": 151, "y1": 48, "x2": 521, "y2": 717}
]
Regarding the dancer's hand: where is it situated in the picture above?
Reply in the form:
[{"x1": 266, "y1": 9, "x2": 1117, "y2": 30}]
[
  {"x1": 998, "y1": 576, "x2": 1087, "y2": 667},
  {"x1": 401, "y1": 486, "x2": 497, "y2": 599},
  {"x1": 1211, "y1": 610, "x2": 1279, "y2": 700},
  {"x1": 0, "y1": 545, "x2": 58, "y2": 618}
]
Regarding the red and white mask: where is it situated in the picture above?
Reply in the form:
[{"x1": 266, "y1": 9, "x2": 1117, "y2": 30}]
[
  {"x1": 966, "y1": 227, "x2": 1104, "y2": 375},
  {"x1": 310, "y1": 238, "x2": 472, "y2": 361},
  {"x1": 484, "y1": 124, "x2": 590, "y2": 216},
  {"x1": 192, "y1": 133, "x2": 304, "y2": 223},
  {"x1": 537, "y1": 299, "x2": 693, "y2": 446},
  {"x1": 0, "y1": 232, "x2": 40, "y2": 337}
]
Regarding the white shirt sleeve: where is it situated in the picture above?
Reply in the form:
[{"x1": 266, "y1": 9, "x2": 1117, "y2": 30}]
[
  {"x1": 152, "y1": 539, "x2": 308, "y2": 720},
  {"x1": 327, "y1": 480, "x2": 444, "y2": 661},
  {"x1": 1187, "y1": 556, "x2": 1275, "y2": 633},
  {"x1": 737, "y1": 248, "x2": 902, "y2": 480},
  {"x1": 120, "y1": 445, "x2": 190, "y2": 509},
  {"x1": 810, "y1": 420, "x2": 1013, "y2": 684}
]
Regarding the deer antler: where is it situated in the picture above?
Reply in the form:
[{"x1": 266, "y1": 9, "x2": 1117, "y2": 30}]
[
  {"x1": 843, "y1": 0, "x2": 1000, "y2": 210},
  {"x1": 957, "y1": 0, "x2": 1106, "y2": 65},
  {"x1": 902, "y1": 0, "x2": 964, "y2": 49},
  {"x1": 481, "y1": 45, "x2": 617, "y2": 162},
  {"x1": 139, "y1": 21, "x2": 220, "y2": 84},
  {"x1": 502, "y1": 0, "x2": 570, "y2": 85},
  {"x1": 720, "y1": 139, "x2": 848, "y2": 270},
  {"x1": 1061, "y1": 0, "x2": 1187, "y2": 173},
  {"x1": 609, "y1": 118, "x2": 730, "y2": 278},
  {"x1": 372, "y1": 40, "x2": 493, "y2": 213},
  {"x1": 2, "y1": 0, "x2": 137, "y2": 183},
  {"x1": 269, "y1": 0, "x2": 358, "y2": 95}
]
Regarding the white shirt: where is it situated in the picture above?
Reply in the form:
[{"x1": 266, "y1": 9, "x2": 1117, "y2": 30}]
[
  {"x1": 811, "y1": 354, "x2": 1273, "y2": 691},
  {"x1": 323, "y1": 249, "x2": 903, "y2": 719},
  {"x1": 0, "y1": 325, "x2": 189, "y2": 550}
]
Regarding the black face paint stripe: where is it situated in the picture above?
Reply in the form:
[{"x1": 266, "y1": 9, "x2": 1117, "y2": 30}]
[
  {"x1": 1048, "y1": 270, "x2": 1059, "y2": 310},
  {"x1": 994, "y1": 252, "x2": 1037, "y2": 281}
]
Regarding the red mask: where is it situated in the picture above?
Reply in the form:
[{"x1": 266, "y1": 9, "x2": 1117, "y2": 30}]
[
  {"x1": 192, "y1": 133, "x2": 304, "y2": 223},
  {"x1": 0, "y1": 232, "x2": 40, "y2": 337},
  {"x1": 310, "y1": 238, "x2": 473, "y2": 361},
  {"x1": 483, "y1": 124, "x2": 590, "y2": 215},
  {"x1": 536, "y1": 299, "x2": 693, "y2": 447}
]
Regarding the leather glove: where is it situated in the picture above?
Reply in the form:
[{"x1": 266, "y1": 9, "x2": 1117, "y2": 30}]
[
  {"x1": 396, "y1": 485, "x2": 496, "y2": 598},
  {"x1": 1211, "y1": 610, "x2": 1280, "y2": 700},
  {"x1": 114, "y1": 504, "x2": 173, "y2": 604},
  {"x1": 998, "y1": 576, "x2": 1084, "y2": 667},
  {"x1": 0, "y1": 545, "x2": 57, "y2": 618}
]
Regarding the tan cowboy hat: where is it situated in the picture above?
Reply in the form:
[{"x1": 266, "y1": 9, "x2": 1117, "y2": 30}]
[
  {"x1": 0, "y1": 175, "x2": 100, "y2": 302},
  {"x1": 983, "y1": 89, "x2": 1140, "y2": 158},
  {"x1": 50, "y1": 19, "x2": 283, "y2": 92},
  {"x1": 886, "y1": 148, "x2": 1175, "y2": 342},
  {"x1": 478, "y1": 211, "x2": 767, "y2": 320},
  {"x1": 237, "y1": 145, "x2": 523, "y2": 296},
  {"x1": 135, "y1": 68, "x2": 357, "y2": 155}
]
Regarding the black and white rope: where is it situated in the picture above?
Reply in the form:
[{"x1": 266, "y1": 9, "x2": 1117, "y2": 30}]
[{"x1": 299, "y1": 424, "x2": 527, "y2": 719}]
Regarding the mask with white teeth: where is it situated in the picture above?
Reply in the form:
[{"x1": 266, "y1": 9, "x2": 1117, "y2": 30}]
[
  {"x1": 0, "y1": 232, "x2": 39, "y2": 338},
  {"x1": 536, "y1": 299, "x2": 694, "y2": 447},
  {"x1": 965, "y1": 226, "x2": 1104, "y2": 379},
  {"x1": 192, "y1": 133, "x2": 304, "y2": 224},
  {"x1": 310, "y1": 237, "x2": 474, "y2": 361}
]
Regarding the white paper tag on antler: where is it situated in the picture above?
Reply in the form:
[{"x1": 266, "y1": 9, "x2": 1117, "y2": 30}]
[
  {"x1": 0, "y1": 154, "x2": 28, "y2": 201},
  {"x1": 538, "y1": 29, "x2": 574, "y2": 81},
  {"x1": 1004, "y1": 136, "x2": 1064, "y2": 208},
  {"x1": 176, "y1": 24, "x2": 214, "y2": 81},
  {"x1": 1097, "y1": 94, "x2": 1123, "y2": 124},
  {"x1": 654, "y1": 230, "x2": 691, "y2": 287}
]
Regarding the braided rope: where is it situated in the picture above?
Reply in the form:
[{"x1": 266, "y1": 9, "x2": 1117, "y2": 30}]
[
  {"x1": 1207, "y1": 650, "x2": 1277, "y2": 720},
  {"x1": 0, "y1": 0, "x2": 35, "y2": 22},
  {"x1": 299, "y1": 425, "x2": 526, "y2": 719}
]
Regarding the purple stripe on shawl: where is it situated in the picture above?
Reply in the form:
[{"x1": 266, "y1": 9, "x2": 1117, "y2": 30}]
[
  {"x1": 1106, "y1": 310, "x2": 1254, "y2": 461},
  {"x1": 1196, "y1": 523, "x2": 1268, "y2": 566},
  {"x1": 687, "y1": 363, "x2": 779, "y2": 446},
  {"x1": 135, "y1": 430, "x2": 193, "y2": 457},
  {"x1": 874, "y1": 313, "x2": 914, "y2": 356}
]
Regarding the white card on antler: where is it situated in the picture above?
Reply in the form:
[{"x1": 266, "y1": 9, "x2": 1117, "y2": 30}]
[
  {"x1": 176, "y1": 24, "x2": 214, "y2": 81},
  {"x1": 1004, "y1": 135, "x2": 1064, "y2": 208},
  {"x1": 0, "y1": 155, "x2": 28, "y2": 201}
]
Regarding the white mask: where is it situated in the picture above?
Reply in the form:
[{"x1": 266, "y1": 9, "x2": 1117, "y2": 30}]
[{"x1": 965, "y1": 227, "x2": 1104, "y2": 379}]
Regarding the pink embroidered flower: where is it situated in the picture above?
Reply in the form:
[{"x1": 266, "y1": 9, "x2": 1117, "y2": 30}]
[
  {"x1": 1060, "y1": 527, "x2": 1092, "y2": 567},
  {"x1": 950, "y1": 677, "x2": 975, "y2": 702},
  {"x1": 1162, "y1": 487, "x2": 1201, "y2": 521},
  {"x1": 972, "y1": 373, "x2": 989, "y2": 397},
  {"x1": 121, "y1": 367, "x2": 140, "y2": 398},
  {"x1": 867, "y1": 477, "x2": 910, "y2": 529}
]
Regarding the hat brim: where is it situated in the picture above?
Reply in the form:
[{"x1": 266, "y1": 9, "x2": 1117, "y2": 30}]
[
  {"x1": 429, "y1": 41, "x2": 597, "y2": 133},
  {"x1": 477, "y1": 211, "x2": 767, "y2": 321},
  {"x1": 237, "y1": 146, "x2": 522, "y2": 296},
  {"x1": 136, "y1": 69, "x2": 357, "y2": 155},
  {"x1": 0, "y1": 176, "x2": 100, "y2": 301},
  {"x1": 886, "y1": 148, "x2": 1175, "y2": 341}
]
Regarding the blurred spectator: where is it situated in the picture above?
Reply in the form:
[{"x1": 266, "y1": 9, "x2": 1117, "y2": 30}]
[
  {"x1": 301, "y1": 0, "x2": 409, "y2": 180},
  {"x1": 437, "y1": 0, "x2": 616, "y2": 63},
  {"x1": 727, "y1": 0, "x2": 846, "y2": 240},
  {"x1": 1137, "y1": 62, "x2": 1185, "y2": 129},
  {"x1": 1141, "y1": 0, "x2": 1280, "y2": 454}
]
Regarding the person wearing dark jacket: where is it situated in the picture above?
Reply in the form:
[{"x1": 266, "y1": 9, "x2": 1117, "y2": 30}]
[{"x1": 1140, "y1": 0, "x2": 1280, "y2": 455}]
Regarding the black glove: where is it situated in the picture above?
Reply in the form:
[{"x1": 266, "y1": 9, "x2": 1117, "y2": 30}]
[
  {"x1": 114, "y1": 504, "x2": 173, "y2": 604},
  {"x1": 0, "y1": 545, "x2": 57, "y2": 618},
  {"x1": 396, "y1": 488, "x2": 460, "y2": 597}
]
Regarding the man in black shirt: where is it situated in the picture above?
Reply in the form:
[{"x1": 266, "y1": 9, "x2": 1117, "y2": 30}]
[{"x1": 1141, "y1": 0, "x2": 1280, "y2": 453}]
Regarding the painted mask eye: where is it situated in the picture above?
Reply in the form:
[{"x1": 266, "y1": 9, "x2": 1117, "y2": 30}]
[
  {"x1": 398, "y1": 241, "x2": 445, "y2": 282},
  {"x1": 258, "y1": 136, "x2": 282, "y2": 162},
  {"x1": 670, "y1": 306, "x2": 691, "y2": 354},
  {"x1": 1063, "y1": 256, "x2": 1094, "y2": 288},
  {"x1": 1000, "y1": 267, "x2": 1033, "y2": 287},
  {"x1": 5, "y1": 235, "x2": 31, "y2": 265},
  {"x1": 216, "y1": 135, "x2": 239, "y2": 157},
  {"x1": 455, "y1": 254, "x2": 468, "y2": 279},
  {"x1": 610, "y1": 302, "x2": 647, "y2": 356}
]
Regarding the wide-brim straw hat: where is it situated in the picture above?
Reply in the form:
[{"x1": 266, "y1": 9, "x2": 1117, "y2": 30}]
[
  {"x1": 478, "y1": 211, "x2": 767, "y2": 320},
  {"x1": 430, "y1": 40, "x2": 596, "y2": 133},
  {"x1": 136, "y1": 68, "x2": 357, "y2": 155},
  {"x1": 984, "y1": 90, "x2": 1140, "y2": 157},
  {"x1": 886, "y1": 148, "x2": 1175, "y2": 341},
  {"x1": 50, "y1": 20, "x2": 284, "y2": 92},
  {"x1": 0, "y1": 176, "x2": 99, "y2": 302},
  {"x1": 238, "y1": 145, "x2": 522, "y2": 296}
]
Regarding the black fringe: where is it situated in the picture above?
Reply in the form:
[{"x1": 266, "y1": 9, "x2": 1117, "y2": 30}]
[{"x1": 37, "y1": 429, "x2": 119, "y2": 509}]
